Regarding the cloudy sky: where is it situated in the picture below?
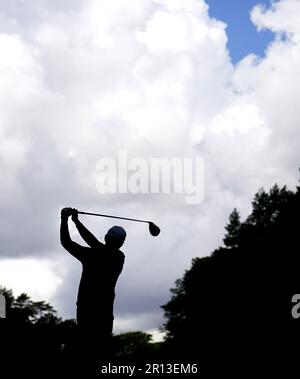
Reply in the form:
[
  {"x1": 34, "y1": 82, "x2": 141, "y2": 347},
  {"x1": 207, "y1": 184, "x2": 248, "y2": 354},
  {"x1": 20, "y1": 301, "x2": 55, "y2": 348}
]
[{"x1": 0, "y1": 0, "x2": 300, "y2": 340}]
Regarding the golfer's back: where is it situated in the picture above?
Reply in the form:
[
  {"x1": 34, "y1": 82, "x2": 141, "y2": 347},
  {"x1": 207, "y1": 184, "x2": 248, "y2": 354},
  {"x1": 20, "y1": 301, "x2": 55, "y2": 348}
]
[{"x1": 76, "y1": 243, "x2": 125, "y2": 313}]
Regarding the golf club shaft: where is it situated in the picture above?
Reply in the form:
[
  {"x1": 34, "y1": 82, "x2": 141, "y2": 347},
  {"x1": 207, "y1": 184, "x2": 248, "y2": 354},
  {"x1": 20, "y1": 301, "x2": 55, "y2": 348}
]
[{"x1": 78, "y1": 211, "x2": 149, "y2": 224}]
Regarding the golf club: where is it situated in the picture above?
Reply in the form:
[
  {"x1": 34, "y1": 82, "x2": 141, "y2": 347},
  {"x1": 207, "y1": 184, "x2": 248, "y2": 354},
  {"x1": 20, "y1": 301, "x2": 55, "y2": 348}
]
[{"x1": 78, "y1": 211, "x2": 160, "y2": 236}]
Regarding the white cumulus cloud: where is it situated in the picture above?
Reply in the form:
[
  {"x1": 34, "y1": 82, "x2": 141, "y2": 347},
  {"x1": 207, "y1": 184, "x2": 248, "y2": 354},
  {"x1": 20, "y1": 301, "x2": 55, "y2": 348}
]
[{"x1": 0, "y1": 0, "x2": 299, "y2": 334}]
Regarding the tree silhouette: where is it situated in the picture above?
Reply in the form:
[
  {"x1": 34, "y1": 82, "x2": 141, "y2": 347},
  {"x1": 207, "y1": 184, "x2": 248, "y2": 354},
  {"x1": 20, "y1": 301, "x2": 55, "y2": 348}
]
[
  {"x1": 114, "y1": 331, "x2": 160, "y2": 361},
  {"x1": 0, "y1": 287, "x2": 78, "y2": 376},
  {"x1": 0, "y1": 287, "x2": 61, "y2": 325},
  {"x1": 162, "y1": 182, "x2": 300, "y2": 372},
  {"x1": 0, "y1": 287, "x2": 160, "y2": 374},
  {"x1": 223, "y1": 208, "x2": 241, "y2": 248}
]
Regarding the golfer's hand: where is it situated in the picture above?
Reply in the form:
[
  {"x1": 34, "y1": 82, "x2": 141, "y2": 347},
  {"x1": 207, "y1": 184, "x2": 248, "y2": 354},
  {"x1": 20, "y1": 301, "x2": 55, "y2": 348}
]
[
  {"x1": 71, "y1": 208, "x2": 79, "y2": 222},
  {"x1": 61, "y1": 207, "x2": 73, "y2": 219}
]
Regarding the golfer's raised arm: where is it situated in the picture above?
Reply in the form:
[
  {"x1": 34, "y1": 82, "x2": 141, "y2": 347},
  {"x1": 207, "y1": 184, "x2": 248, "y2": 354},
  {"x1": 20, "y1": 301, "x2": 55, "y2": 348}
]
[
  {"x1": 60, "y1": 207, "x2": 87, "y2": 261},
  {"x1": 71, "y1": 209, "x2": 101, "y2": 248}
]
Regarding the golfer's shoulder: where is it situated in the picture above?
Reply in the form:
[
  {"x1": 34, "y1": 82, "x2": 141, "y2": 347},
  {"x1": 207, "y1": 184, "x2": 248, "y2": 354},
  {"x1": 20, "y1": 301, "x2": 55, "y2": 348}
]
[
  {"x1": 93, "y1": 241, "x2": 105, "y2": 249},
  {"x1": 89, "y1": 241, "x2": 105, "y2": 254}
]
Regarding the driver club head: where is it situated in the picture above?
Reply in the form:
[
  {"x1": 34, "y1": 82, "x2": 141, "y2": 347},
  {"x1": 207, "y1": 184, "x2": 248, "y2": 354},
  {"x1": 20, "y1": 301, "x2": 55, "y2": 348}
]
[{"x1": 148, "y1": 222, "x2": 160, "y2": 236}]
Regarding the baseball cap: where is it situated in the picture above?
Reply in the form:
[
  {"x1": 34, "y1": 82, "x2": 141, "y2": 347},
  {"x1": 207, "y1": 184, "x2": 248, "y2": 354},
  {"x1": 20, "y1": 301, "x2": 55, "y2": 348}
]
[{"x1": 107, "y1": 226, "x2": 126, "y2": 241}]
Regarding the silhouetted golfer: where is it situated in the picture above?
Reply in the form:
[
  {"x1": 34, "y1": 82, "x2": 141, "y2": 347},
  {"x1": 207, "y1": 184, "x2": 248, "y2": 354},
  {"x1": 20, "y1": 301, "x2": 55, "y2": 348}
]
[{"x1": 60, "y1": 207, "x2": 126, "y2": 360}]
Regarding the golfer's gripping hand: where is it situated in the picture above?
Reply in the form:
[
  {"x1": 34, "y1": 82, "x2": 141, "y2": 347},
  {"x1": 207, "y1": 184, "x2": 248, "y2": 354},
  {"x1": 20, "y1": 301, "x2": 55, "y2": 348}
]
[
  {"x1": 71, "y1": 208, "x2": 79, "y2": 222},
  {"x1": 61, "y1": 207, "x2": 74, "y2": 219}
]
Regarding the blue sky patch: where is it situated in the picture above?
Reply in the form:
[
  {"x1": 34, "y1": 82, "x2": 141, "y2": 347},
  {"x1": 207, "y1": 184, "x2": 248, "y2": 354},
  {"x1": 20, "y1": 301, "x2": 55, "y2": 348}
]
[{"x1": 206, "y1": 0, "x2": 275, "y2": 63}]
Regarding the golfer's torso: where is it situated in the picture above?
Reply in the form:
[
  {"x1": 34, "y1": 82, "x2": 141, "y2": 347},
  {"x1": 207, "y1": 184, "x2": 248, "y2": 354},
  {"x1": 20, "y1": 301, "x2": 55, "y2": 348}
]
[{"x1": 76, "y1": 247, "x2": 124, "y2": 309}]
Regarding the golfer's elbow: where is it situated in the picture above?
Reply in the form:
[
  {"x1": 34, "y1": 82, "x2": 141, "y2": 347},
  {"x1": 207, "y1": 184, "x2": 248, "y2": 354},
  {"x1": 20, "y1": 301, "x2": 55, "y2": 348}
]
[{"x1": 60, "y1": 234, "x2": 72, "y2": 251}]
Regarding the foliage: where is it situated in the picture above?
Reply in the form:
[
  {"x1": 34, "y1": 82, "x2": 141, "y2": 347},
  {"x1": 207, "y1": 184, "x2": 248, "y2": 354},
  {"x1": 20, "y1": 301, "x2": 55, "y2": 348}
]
[
  {"x1": 161, "y1": 182, "x2": 300, "y2": 362},
  {"x1": 113, "y1": 331, "x2": 160, "y2": 360},
  {"x1": 0, "y1": 287, "x2": 61, "y2": 325}
]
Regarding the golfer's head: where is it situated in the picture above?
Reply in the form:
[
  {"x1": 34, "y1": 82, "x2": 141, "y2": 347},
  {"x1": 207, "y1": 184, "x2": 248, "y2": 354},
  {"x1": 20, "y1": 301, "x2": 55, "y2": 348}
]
[{"x1": 105, "y1": 225, "x2": 126, "y2": 249}]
